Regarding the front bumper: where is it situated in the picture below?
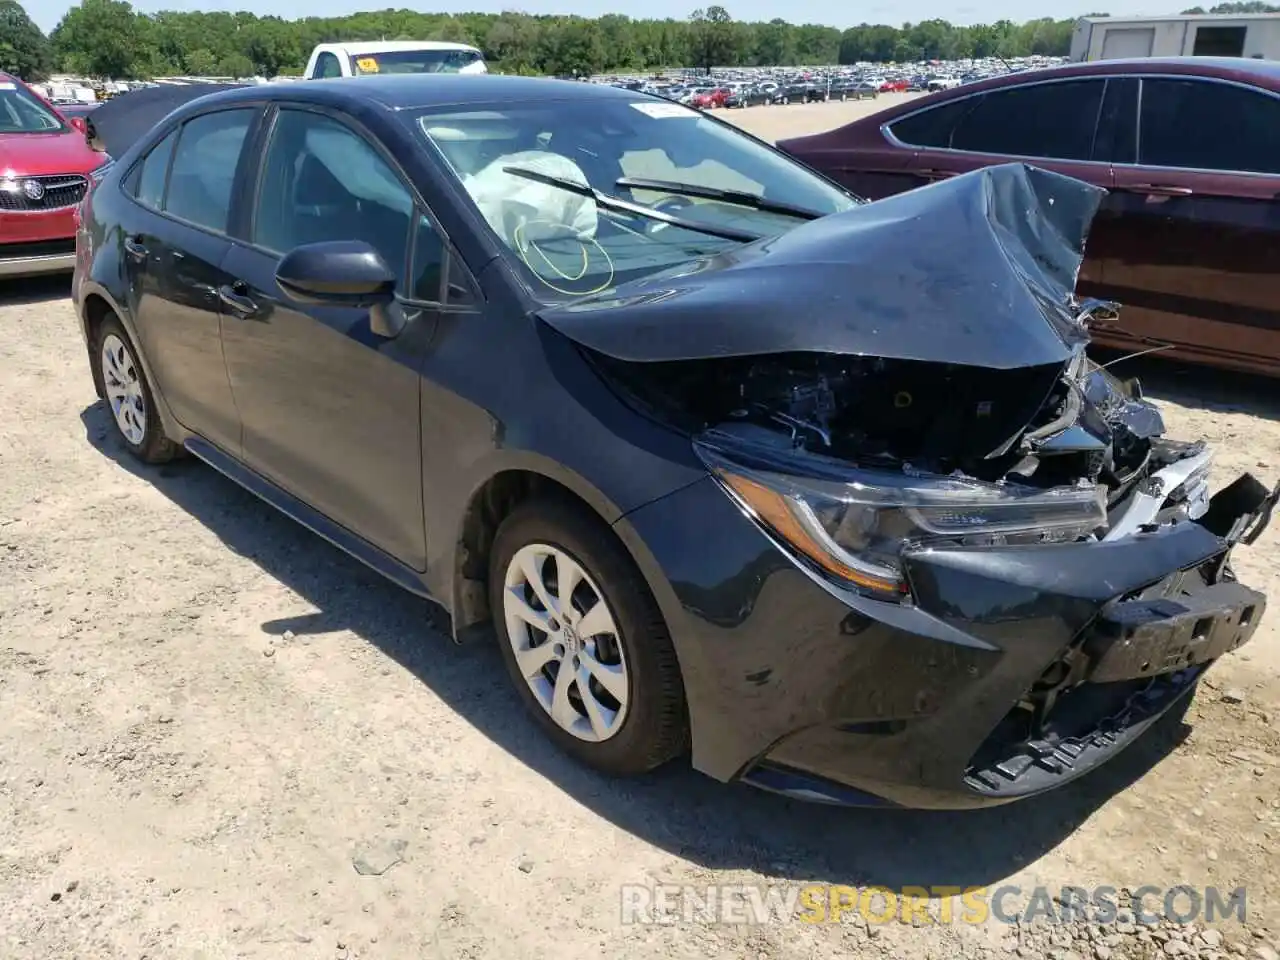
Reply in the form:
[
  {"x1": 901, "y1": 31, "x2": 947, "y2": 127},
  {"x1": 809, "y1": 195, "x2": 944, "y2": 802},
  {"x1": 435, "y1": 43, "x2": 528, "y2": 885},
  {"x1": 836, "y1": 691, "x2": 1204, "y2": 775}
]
[
  {"x1": 614, "y1": 473, "x2": 1276, "y2": 809},
  {"x1": 0, "y1": 207, "x2": 78, "y2": 278}
]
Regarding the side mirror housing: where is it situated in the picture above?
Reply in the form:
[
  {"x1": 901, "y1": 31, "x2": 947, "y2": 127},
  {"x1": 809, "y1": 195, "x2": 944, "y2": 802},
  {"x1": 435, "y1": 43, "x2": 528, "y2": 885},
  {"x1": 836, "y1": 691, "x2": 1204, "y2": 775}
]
[
  {"x1": 276, "y1": 240, "x2": 397, "y2": 305},
  {"x1": 276, "y1": 240, "x2": 406, "y2": 338},
  {"x1": 68, "y1": 116, "x2": 87, "y2": 135}
]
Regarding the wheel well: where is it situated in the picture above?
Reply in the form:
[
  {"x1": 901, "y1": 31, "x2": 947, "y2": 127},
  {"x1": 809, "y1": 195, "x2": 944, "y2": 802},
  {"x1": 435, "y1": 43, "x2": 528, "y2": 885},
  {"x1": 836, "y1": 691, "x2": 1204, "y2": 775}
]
[
  {"x1": 454, "y1": 470, "x2": 613, "y2": 635},
  {"x1": 82, "y1": 293, "x2": 114, "y2": 398}
]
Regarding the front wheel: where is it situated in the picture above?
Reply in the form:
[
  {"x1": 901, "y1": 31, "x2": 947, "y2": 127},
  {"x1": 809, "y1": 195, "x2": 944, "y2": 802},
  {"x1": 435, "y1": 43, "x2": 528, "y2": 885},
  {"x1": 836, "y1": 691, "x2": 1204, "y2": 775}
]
[{"x1": 490, "y1": 498, "x2": 687, "y2": 776}]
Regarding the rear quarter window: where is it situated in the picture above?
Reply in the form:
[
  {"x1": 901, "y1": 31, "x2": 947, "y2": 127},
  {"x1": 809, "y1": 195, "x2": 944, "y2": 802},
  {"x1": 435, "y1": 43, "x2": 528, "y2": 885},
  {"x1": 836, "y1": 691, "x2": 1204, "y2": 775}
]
[{"x1": 887, "y1": 97, "x2": 978, "y2": 148}]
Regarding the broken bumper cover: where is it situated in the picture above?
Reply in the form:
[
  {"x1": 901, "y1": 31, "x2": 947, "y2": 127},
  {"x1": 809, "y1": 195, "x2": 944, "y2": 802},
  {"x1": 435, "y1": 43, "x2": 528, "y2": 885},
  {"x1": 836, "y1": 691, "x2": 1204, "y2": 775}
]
[{"x1": 615, "y1": 473, "x2": 1277, "y2": 810}]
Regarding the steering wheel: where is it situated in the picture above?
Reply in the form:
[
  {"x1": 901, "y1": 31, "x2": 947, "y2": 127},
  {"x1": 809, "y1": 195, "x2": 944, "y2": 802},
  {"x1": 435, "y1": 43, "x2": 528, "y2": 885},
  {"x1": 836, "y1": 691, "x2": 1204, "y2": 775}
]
[{"x1": 645, "y1": 195, "x2": 697, "y2": 234}]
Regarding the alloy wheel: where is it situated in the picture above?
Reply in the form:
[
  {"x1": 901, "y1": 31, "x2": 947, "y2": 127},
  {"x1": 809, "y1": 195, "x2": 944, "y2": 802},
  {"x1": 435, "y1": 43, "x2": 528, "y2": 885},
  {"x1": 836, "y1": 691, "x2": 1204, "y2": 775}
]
[
  {"x1": 502, "y1": 542, "x2": 630, "y2": 742},
  {"x1": 101, "y1": 333, "x2": 146, "y2": 446}
]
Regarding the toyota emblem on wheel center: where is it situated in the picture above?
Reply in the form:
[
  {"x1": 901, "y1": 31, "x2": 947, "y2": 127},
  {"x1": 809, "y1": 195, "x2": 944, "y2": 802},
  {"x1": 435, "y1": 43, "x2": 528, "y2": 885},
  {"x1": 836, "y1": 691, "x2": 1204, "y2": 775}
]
[{"x1": 22, "y1": 179, "x2": 44, "y2": 201}]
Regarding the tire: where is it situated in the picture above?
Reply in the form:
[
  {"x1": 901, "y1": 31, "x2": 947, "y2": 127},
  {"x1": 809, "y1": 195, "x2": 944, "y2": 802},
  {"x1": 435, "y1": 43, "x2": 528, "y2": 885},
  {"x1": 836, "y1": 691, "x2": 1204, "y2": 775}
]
[
  {"x1": 490, "y1": 497, "x2": 687, "y2": 777},
  {"x1": 840, "y1": 93, "x2": 847, "y2": 102},
  {"x1": 95, "y1": 315, "x2": 178, "y2": 464}
]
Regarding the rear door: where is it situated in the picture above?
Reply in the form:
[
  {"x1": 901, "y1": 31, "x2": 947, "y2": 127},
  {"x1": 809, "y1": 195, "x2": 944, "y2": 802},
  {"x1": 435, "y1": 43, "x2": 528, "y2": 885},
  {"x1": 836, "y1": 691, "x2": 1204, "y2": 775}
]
[
  {"x1": 1103, "y1": 76, "x2": 1280, "y2": 372},
  {"x1": 890, "y1": 77, "x2": 1114, "y2": 295},
  {"x1": 118, "y1": 106, "x2": 260, "y2": 454}
]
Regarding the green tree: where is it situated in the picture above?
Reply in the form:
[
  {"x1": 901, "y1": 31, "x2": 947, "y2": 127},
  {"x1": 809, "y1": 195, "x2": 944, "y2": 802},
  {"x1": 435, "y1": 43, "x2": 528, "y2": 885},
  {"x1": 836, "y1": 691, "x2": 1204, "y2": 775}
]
[
  {"x1": 51, "y1": 0, "x2": 144, "y2": 78},
  {"x1": 688, "y1": 6, "x2": 736, "y2": 72},
  {"x1": 0, "y1": 1, "x2": 51, "y2": 80},
  {"x1": 45, "y1": 3, "x2": 1089, "y2": 79}
]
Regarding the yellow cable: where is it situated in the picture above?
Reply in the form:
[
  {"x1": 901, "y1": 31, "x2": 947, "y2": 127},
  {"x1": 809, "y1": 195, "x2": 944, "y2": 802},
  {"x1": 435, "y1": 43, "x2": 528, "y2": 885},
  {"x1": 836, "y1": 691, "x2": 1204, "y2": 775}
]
[{"x1": 513, "y1": 218, "x2": 615, "y2": 297}]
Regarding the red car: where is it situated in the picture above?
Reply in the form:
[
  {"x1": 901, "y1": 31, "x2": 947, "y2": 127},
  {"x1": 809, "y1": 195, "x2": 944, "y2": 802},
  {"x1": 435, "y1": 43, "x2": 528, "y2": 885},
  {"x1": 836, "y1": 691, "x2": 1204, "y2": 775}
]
[
  {"x1": 692, "y1": 87, "x2": 730, "y2": 109},
  {"x1": 779, "y1": 57, "x2": 1280, "y2": 377},
  {"x1": 0, "y1": 72, "x2": 111, "y2": 279}
]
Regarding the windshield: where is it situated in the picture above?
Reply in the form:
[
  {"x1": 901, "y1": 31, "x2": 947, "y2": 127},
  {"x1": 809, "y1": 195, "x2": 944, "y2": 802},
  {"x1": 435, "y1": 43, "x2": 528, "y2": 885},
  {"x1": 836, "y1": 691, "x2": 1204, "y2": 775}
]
[
  {"x1": 0, "y1": 80, "x2": 65, "y2": 134},
  {"x1": 414, "y1": 97, "x2": 858, "y2": 301},
  {"x1": 351, "y1": 48, "x2": 484, "y2": 76}
]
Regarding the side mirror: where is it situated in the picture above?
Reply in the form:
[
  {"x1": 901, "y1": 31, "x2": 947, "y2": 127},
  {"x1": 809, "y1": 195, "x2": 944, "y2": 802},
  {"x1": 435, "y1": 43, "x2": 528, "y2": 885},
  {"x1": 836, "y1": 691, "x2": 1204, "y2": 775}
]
[
  {"x1": 68, "y1": 116, "x2": 87, "y2": 135},
  {"x1": 276, "y1": 240, "x2": 406, "y2": 337},
  {"x1": 276, "y1": 239, "x2": 396, "y2": 306}
]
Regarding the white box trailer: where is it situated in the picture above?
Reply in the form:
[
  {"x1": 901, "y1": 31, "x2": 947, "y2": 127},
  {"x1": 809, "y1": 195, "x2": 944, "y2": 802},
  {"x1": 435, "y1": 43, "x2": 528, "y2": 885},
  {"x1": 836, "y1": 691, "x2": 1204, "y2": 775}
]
[{"x1": 1071, "y1": 13, "x2": 1280, "y2": 62}]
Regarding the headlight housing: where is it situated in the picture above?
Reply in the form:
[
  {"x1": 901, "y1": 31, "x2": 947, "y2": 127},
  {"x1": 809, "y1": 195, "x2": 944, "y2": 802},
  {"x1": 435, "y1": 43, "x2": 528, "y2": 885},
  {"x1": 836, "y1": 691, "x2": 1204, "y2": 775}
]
[
  {"x1": 696, "y1": 441, "x2": 1108, "y2": 601},
  {"x1": 88, "y1": 159, "x2": 114, "y2": 184}
]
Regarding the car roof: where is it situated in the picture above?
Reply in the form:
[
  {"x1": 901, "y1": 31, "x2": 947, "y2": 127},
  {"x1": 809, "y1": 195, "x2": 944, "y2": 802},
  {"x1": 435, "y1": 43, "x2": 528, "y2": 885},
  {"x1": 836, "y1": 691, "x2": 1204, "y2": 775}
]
[
  {"x1": 312, "y1": 40, "x2": 480, "y2": 55},
  {"x1": 195, "y1": 74, "x2": 646, "y2": 112},
  {"x1": 966, "y1": 56, "x2": 1280, "y2": 92}
]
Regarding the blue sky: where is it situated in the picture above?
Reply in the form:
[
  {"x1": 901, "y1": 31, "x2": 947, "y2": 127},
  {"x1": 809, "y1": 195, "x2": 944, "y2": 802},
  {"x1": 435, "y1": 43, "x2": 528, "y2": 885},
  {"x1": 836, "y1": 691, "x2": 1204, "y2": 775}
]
[{"x1": 35, "y1": 0, "x2": 1186, "y2": 36}]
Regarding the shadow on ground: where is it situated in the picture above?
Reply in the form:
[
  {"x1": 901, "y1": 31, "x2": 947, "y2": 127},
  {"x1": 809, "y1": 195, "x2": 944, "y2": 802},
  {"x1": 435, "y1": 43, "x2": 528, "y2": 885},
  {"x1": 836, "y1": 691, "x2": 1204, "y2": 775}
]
[
  {"x1": 0, "y1": 274, "x2": 74, "y2": 307},
  {"x1": 82, "y1": 402, "x2": 1192, "y2": 891},
  {"x1": 1092, "y1": 348, "x2": 1280, "y2": 422}
]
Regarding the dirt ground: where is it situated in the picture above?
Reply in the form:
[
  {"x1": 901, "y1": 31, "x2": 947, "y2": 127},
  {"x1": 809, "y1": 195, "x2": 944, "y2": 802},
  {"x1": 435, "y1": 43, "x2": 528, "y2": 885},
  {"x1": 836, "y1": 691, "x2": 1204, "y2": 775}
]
[{"x1": 2, "y1": 96, "x2": 1279, "y2": 960}]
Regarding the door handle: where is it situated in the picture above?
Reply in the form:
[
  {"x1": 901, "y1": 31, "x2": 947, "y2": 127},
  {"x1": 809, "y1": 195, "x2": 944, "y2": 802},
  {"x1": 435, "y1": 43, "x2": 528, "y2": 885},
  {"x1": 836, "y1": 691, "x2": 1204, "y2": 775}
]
[
  {"x1": 218, "y1": 282, "x2": 259, "y2": 318},
  {"x1": 123, "y1": 235, "x2": 147, "y2": 260},
  {"x1": 1129, "y1": 183, "x2": 1194, "y2": 197}
]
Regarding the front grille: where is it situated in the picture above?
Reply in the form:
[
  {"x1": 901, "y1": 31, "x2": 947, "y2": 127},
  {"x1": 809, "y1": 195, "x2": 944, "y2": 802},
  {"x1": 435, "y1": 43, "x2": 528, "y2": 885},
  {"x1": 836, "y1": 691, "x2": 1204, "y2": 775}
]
[{"x1": 0, "y1": 174, "x2": 88, "y2": 212}]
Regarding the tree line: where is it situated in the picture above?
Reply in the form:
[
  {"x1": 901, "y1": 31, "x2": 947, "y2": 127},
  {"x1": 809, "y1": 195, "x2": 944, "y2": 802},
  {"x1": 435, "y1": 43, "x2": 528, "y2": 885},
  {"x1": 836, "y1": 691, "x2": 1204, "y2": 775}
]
[{"x1": 0, "y1": 0, "x2": 1266, "y2": 83}]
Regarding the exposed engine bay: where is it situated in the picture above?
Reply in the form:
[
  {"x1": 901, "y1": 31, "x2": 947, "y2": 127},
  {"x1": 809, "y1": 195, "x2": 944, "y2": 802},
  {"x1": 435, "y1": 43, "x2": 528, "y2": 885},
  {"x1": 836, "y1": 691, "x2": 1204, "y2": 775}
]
[{"x1": 588, "y1": 299, "x2": 1216, "y2": 540}]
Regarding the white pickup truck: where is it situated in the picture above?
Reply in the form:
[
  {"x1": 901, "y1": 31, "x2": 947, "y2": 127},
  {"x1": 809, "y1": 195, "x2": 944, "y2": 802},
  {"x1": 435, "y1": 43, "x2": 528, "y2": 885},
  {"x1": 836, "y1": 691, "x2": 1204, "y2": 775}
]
[{"x1": 302, "y1": 41, "x2": 487, "y2": 80}]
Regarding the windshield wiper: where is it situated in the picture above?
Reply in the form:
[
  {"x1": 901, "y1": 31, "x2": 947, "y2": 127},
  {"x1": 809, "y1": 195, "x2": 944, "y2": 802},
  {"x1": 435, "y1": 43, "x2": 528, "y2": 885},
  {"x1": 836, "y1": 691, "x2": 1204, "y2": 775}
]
[
  {"x1": 615, "y1": 176, "x2": 826, "y2": 221},
  {"x1": 501, "y1": 166, "x2": 763, "y2": 243}
]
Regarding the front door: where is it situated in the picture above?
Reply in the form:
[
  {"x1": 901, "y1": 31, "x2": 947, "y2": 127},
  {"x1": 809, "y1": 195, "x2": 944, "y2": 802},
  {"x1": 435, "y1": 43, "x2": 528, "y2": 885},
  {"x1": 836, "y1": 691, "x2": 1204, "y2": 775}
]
[
  {"x1": 220, "y1": 106, "x2": 447, "y2": 570},
  {"x1": 1099, "y1": 76, "x2": 1280, "y2": 373},
  {"x1": 119, "y1": 108, "x2": 258, "y2": 454}
]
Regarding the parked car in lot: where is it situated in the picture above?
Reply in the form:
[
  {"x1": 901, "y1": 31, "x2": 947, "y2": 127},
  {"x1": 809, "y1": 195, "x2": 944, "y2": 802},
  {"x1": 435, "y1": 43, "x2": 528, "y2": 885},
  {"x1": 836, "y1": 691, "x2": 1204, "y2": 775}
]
[
  {"x1": 0, "y1": 72, "x2": 112, "y2": 278},
  {"x1": 830, "y1": 78, "x2": 879, "y2": 101},
  {"x1": 73, "y1": 76, "x2": 1275, "y2": 809},
  {"x1": 779, "y1": 57, "x2": 1280, "y2": 376},
  {"x1": 724, "y1": 84, "x2": 775, "y2": 108},
  {"x1": 691, "y1": 86, "x2": 730, "y2": 109}
]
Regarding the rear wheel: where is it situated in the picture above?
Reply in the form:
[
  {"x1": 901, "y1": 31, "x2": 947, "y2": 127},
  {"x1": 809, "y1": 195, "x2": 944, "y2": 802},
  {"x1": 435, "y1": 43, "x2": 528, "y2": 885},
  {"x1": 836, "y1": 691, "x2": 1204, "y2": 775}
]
[
  {"x1": 95, "y1": 316, "x2": 178, "y2": 464},
  {"x1": 490, "y1": 498, "x2": 687, "y2": 776}
]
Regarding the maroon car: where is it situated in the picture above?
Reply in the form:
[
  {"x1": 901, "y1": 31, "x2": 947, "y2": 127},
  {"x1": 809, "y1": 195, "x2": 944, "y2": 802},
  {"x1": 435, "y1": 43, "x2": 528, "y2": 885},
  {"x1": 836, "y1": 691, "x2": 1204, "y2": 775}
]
[{"x1": 779, "y1": 57, "x2": 1280, "y2": 377}]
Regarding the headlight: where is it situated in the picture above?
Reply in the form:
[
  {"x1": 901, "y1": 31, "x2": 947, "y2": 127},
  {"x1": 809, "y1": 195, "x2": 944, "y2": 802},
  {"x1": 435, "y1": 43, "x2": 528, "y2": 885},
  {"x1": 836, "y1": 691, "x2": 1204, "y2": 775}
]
[
  {"x1": 696, "y1": 442, "x2": 1108, "y2": 601},
  {"x1": 88, "y1": 159, "x2": 114, "y2": 184}
]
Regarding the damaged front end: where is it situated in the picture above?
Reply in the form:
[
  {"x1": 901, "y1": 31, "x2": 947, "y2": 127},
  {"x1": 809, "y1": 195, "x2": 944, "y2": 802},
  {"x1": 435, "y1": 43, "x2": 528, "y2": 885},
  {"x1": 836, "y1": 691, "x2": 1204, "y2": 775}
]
[{"x1": 541, "y1": 163, "x2": 1278, "y2": 804}]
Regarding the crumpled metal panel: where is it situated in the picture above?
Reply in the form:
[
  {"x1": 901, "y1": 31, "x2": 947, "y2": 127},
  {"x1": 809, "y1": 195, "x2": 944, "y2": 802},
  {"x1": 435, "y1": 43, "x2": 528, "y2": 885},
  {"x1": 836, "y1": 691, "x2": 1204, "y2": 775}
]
[
  {"x1": 85, "y1": 83, "x2": 249, "y2": 159},
  {"x1": 538, "y1": 162, "x2": 1106, "y2": 370}
]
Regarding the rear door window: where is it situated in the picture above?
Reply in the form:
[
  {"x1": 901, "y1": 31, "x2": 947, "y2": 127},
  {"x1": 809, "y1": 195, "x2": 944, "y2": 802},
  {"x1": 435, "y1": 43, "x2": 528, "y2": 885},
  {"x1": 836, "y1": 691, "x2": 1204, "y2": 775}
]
[
  {"x1": 1138, "y1": 77, "x2": 1280, "y2": 174},
  {"x1": 164, "y1": 109, "x2": 255, "y2": 233},
  {"x1": 948, "y1": 80, "x2": 1106, "y2": 161}
]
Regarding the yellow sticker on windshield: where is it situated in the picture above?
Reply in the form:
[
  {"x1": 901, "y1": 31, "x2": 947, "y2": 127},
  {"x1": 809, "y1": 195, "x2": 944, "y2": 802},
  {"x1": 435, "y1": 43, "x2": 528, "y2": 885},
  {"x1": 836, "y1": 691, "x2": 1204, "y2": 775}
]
[{"x1": 355, "y1": 57, "x2": 379, "y2": 74}]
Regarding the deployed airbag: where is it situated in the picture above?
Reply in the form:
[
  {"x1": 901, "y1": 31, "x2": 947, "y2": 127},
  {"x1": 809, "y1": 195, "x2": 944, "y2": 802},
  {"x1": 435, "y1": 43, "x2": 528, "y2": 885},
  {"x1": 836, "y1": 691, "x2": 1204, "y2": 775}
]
[{"x1": 463, "y1": 151, "x2": 599, "y2": 245}]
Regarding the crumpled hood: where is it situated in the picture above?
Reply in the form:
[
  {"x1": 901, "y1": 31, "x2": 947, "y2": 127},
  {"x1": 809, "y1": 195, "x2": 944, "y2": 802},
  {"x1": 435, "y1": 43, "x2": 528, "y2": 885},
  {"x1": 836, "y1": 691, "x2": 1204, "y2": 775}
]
[
  {"x1": 85, "y1": 83, "x2": 248, "y2": 159},
  {"x1": 537, "y1": 163, "x2": 1106, "y2": 370}
]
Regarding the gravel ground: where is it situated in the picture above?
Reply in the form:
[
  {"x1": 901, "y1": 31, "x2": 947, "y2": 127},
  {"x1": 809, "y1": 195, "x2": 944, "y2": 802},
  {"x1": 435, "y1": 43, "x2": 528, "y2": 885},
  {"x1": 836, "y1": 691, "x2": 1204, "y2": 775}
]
[{"x1": 1, "y1": 97, "x2": 1278, "y2": 960}]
